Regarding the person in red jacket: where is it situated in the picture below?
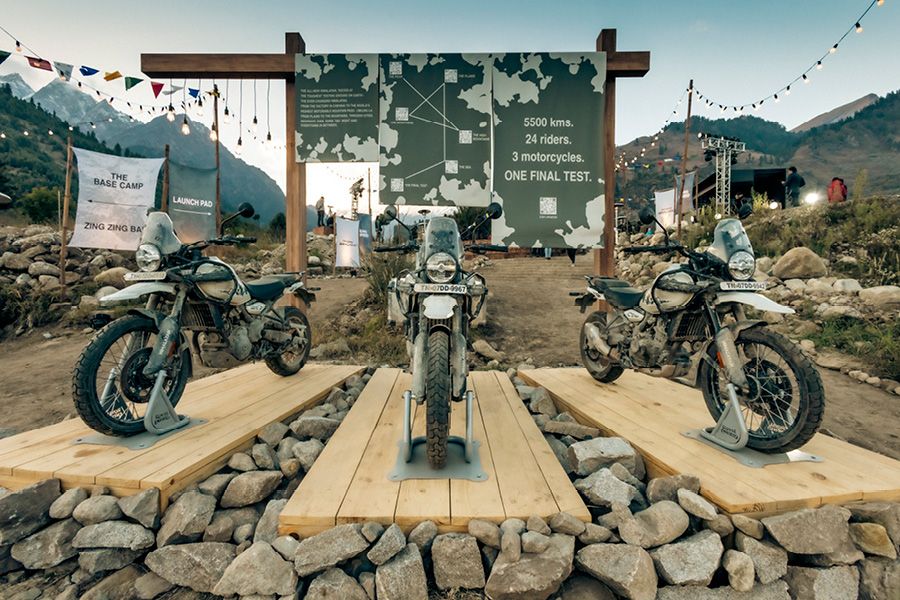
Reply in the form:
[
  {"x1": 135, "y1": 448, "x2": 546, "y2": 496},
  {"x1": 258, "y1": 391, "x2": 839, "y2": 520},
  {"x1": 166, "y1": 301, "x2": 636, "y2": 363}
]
[{"x1": 827, "y1": 177, "x2": 848, "y2": 204}]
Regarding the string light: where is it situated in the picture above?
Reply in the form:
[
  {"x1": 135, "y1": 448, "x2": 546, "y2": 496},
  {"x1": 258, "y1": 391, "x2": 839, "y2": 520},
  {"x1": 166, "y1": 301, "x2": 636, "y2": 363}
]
[
  {"x1": 802, "y1": 73, "x2": 810, "y2": 83},
  {"x1": 181, "y1": 117, "x2": 190, "y2": 136},
  {"x1": 180, "y1": 82, "x2": 190, "y2": 135},
  {"x1": 235, "y1": 81, "x2": 244, "y2": 155},
  {"x1": 251, "y1": 80, "x2": 259, "y2": 134},
  {"x1": 266, "y1": 79, "x2": 272, "y2": 145},
  {"x1": 209, "y1": 123, "x2": 217, "y2": 142},
  {"x1": 816, "y1": 60, "x2": 824, "y2": 70},
  {"x1": 830, "y1": 44, "x2": 838, "y2": 53},
  {"x1": 855, "y1": 22, "x2": 863, "y2": 33}
]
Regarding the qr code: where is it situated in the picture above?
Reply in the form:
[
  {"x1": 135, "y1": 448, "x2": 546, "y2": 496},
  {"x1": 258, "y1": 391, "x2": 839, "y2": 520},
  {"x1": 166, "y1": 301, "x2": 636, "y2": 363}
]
[
  {"x1": 539, "y1": 197, "x2": 558, "y2": 217},
  {"x1": 458, "y1": 130, "x2": 472, "y2": 144},
  {"x1": 389, "y1": 61, "x2": 402, "y2": 77},
  {"x1": 390, "y1": 178, "x2": 404, "y2": 192},
  {"x1": 395, "y1": 107, "x2": 408, "y2": 122},
  {"x1": 445, "y1": 160, "x2": 458, "y2": 174},
  {"x1": 444, "y1": 69, "x2": 457, "y2": 83}
]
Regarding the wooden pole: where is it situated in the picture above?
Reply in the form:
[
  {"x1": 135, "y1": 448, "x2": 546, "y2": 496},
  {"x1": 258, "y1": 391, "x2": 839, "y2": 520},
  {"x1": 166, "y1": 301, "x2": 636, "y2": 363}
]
[
  {"x1": 367, "y1": 167, "x2": 373, "y2": 234},
  {"x1": 213, "y1": 84, "x2": 222, "y2": 234},
  {"x1": 284, "y1": 32, "x2": 308, "y2": 308},
  {"x1": 596, "y1": 29, "x2": 617, "y2": 279},
  {"x1": 676, "y1": 79, "x2": 693, "y2": 240},
  {"x1": 58, "y1": 135, "x2": 74, "y2": 296},
  {"x1": 161, "y1": 144, "x2": 170, "y2": 212}
]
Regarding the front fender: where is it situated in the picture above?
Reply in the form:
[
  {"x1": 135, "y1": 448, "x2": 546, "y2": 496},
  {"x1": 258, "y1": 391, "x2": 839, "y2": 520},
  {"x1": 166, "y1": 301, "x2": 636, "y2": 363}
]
[
  {"x1": 422, "y1": 295, "x2": 456, "y2": 321},
  {"x1": 714, "y1": 291, "x2": 795, "y2": 314},
  {"x1": 99, "y1": 282, "x2": 177, "y2": 305}
]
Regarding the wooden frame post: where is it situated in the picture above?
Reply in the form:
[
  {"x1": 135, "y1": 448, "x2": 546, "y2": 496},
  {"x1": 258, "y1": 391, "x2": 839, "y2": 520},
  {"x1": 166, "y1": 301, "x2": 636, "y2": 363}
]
[
  {"x1": 58, "y1": 135, "x2": 74, "y2": 296},
  {"x1": 212, "y1": 84, "x2": 222, "y2": 234},
  {"x1": 596, "y1": 29, "x2": 617, "y2": 279},
  {"x1": 161, "y1": 144, "x2": 170, "y2": 212},
  {"x1": 284, "y1": 33, "x2": 307, "y2": 300},
  {"x1": 676, "y1": 79, "x2": 694, "y2": 240}
]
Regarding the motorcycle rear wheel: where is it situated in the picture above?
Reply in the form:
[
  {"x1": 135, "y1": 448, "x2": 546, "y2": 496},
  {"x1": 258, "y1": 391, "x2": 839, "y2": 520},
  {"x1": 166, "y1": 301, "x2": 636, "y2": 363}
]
[
  {"x1": 265, "y1": 307, "x2": 311, "y2": 376},
  {"x1": 580, "y1": 311, "x2": 624, "y2": 383},
  {"x1": 425, "y1": 330, "x2": 451, "y2": 469}
]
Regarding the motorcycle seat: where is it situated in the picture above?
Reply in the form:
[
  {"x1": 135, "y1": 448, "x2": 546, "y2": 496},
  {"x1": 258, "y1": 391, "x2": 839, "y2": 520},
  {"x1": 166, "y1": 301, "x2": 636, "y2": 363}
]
[
  {"x1": 603, "y1": 286, "x2": 645, "y2": 309},
  {"x1": 245, "y1": 275, "x2": 297, "y2": 301},
  {"x1": 591, "y1": 277, "x2": 632, "y2": 290}
]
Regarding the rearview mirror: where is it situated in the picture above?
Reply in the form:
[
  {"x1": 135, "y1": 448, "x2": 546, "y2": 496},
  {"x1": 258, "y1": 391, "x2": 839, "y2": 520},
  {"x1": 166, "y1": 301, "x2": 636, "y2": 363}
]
[
  {"x1": 487, "y1": 201, "x2": 503, "y2": 220},
  {"x1": 237, "y1": 202, "x2": 255, "y2": 219},
  {"x1": 639, "y1": 206, "x2": 656, "y2": 225},
  {"x1": 384, "y1": 205, "x2": 398, "y2": 221}
]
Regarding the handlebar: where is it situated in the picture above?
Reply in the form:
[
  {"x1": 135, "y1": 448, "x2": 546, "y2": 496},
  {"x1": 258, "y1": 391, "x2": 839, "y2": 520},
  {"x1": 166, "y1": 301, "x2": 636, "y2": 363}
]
[
  {"x1": 468, "y1": 244, "x2": 509, "y2": 253},
  {"x1": 374, "y1": 243, "x2": 417, "y2": 253},
  {"x1": 622, "y1": 244, "x2": 680, "y2": 255}
]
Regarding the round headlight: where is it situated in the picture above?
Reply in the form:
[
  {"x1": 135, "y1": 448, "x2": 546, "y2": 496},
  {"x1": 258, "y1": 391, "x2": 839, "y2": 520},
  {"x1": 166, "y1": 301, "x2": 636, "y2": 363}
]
[
  {"x1": 728, "y1": 250, "x2": 755, "y2": 281},
  {"x1": 135, "y1": 244, "x2": 162, "y2": 272},
  {"x1": 425, "y1": 252, "x2": 457, "y2": 283}
]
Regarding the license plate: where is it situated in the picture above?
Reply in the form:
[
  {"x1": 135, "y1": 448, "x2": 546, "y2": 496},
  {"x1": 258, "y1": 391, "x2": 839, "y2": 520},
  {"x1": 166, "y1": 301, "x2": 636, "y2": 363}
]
[
  {"x1": 720, "y1": 281, "x2": 767, "y2": 291},
  {"x1": 124, "y1": 271, "x2": 166, "y2": 282},
  {"x1": 414, "y1": 283, "x2": 467, "y2": 294}
]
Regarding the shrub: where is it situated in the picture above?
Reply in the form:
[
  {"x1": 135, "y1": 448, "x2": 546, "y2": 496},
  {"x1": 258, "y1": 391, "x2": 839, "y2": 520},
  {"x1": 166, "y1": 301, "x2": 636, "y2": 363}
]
[
  {"x1": 19, "y1": 186, "x2": 61, "y2": 224},
  {"x1": 810, "y1": 317, "x2": 900, "y2": 380},
  {"x1": 364, "y1": 251, "x2": 413, "y2": 304}
]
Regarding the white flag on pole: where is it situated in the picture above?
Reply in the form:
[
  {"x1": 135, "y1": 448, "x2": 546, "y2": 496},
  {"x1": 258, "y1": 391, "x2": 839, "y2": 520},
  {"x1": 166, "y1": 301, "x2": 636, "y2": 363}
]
[{"x1": 334, "y1": 217, "x2": 360, "y2": 268}]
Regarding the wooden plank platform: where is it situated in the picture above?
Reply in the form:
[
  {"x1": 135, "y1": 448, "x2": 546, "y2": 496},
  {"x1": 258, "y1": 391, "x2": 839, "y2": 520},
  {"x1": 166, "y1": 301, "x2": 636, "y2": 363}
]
[
  {"x1": 0, "y1": 363, "x2": 362, "y2": 507},
  {"x1": 518, "y1": 367, "x2": 900, "y2": 517},
  {"x1": 280, "y1": 369, "x2": 590, "y2": 536}
]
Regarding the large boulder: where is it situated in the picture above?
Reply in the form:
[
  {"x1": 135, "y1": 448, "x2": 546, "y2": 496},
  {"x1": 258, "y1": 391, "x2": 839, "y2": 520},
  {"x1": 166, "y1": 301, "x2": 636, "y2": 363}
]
[
  {"x1": 848, "y1": 502, "x2": 900, "y2": 551},
  {"x1": 859, "y1": 285, "x2": 900, "y2": 308},
  {"x1": 618, "y1": 501, "x2": 690, "y2": 548},
  {"x1": 49, "y1": 487, "x2": 89, "y2": 520},
  {"x1": 72, "y1": 520, "x2": 155, "y2": 551},
  {"x1": 568, "y1": 437, "x2": 638, "y2": 477},
  {"x1": 93, "y1": 266, "x2": 132, "y2": 288},
  {"x1": 785, "y1": 565, "x2": 859, "y2": 600},
  {"x1": 220, "y1": 470, "x2": 282, "y2": 508},
  {"x1": 722, "y1": 549, "x2": 755, "y2": 592},
  {"x1": 10, "y1": 518, "x2": 80, "y2": 568},
  {"x1": 735, "y1": 532, "x2": 788, "y2": 584},
  {"x1": 650, "y1": 530, "x2": 723, "y2": 586},
  {"x1": 306, "y1": 567, "x2": 369, "y2": 599},
  {"x1": 294, "y1": 523, "x2": 370, "y2": 576},
  {"x1": 156, "y1": 490, "x2": 216, "y2": 546},
  {"x1": 432, "y1": 533, "x2": 484, "y2": 590},
  {"x1": 858, "y1": 556, "x2": 900, "y2": 599},
  {"x1": 656, "y1": 581, "x2": 791, "y2": 600},
  {"x1": 145, "y1": 541, "x2": 236, "y2": 593},
  {"x1": 485, "y1": 533, "x2": 574, "y2": 600},
  {"x1": 212, "y1": 541, "x2": 297, "y2": 596},
  {"x1": 850, "y1": 522, "x2": 897, "y2": 559},
  {"x1": 375, "y1": 543, "x2": 428, "y2": 600},
  {"x1": 575, "y1": 543, "x2": 657, "y2": 600},
  {"x1": 0, "y1": 478, "x2": 61, "y2": 545},
  {"x1": 253, "y1": 498, "x2": 286, "y2": 543},
  {"x1": 290, "y1": 416, "x2": 341, "y2": 441},
  {"x1": 72, "y1": 495, "x2": 123, "y2": 525},
  {"x1": 117, "y1": 488, "x2": 160, "y2": 529},
  {"x1": 646, "y1": 474, "x2": 700, "y2": 504},
  {"x1": 368, "y1": 523, "x2": 406, "y2": 566},
  {"x1": 772, "y1": 247, "x2": 827, "y2": 280},
  {"x1": 761, "y1": 505, "x2": 850, "y2": 555},
  {"x1": 574, "y1": 468, "x2": 639, "y2": 507}
]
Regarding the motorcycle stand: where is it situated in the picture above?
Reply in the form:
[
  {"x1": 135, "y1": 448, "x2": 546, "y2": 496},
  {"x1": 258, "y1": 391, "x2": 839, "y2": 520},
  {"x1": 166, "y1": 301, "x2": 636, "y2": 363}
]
[
  {"x1": 682, "y1": 383, "x2": 822, "y2": 468},
  {"x1": 389, "y1": 390, "x2": 487, "y2": 482}
]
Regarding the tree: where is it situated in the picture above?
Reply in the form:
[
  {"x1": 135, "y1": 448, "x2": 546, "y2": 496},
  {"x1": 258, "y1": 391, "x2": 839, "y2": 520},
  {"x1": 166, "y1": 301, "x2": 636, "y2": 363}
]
[
  {"x1": 269, "y1": 212, "x2": 286, "y2": 237},
  {"x1": 19, "y1": 187, "x2": 60, "y2": 224},
  {"x1": 451, "y1": 206, "x2": 491, "y2": 240}
]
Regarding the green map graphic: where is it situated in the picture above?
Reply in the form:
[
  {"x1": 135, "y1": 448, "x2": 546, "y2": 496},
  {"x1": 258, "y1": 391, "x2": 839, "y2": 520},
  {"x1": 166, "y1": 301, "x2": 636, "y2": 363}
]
[
  {"x1": 295, "y1": 54, "x2": 379, "y2": 162},
  {"x1": 491, "y1": 52, "x2": 607, "y2": 249},
  {"x1": 379, "y1": 54, "x2": 492, "y2": 206}
]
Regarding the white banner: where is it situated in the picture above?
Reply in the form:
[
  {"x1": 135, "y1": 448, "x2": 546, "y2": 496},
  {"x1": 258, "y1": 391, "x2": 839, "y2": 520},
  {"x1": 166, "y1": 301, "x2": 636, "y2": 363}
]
[
  {"x1": 69, "y1": 148, "x2": 164, "y2": 250},
  {"x1": 334, "y1": 217, "x2": 360, "y2": 268},
  {"x1": 654, "y1": 188, "x2": 676, "y2": 228}
]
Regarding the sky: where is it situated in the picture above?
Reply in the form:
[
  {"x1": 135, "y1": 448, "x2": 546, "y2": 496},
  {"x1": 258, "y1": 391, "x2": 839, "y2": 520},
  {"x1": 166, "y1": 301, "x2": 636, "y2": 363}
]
[{"x1": 2, "y1": 0, "x2": 898, "y2": 213}]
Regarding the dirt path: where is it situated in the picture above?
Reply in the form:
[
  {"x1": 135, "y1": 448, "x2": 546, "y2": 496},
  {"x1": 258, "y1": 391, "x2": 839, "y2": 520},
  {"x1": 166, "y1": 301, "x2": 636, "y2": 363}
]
[{"x1": 0, "y1": 277, "x2": 368, "y2": 436}]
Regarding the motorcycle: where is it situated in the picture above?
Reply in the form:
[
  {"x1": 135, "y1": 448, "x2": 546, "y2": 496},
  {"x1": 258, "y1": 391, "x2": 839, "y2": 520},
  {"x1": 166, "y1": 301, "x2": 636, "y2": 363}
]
[
  {"x1": 73, "y1": 203, "x2": 315, "y2": 437},
  {"x1": 572, "y1": 206, "x2": 824, "y2": 453},
  {"x1": 377, "y1": 202, "x2": 505, "y2": 468}
]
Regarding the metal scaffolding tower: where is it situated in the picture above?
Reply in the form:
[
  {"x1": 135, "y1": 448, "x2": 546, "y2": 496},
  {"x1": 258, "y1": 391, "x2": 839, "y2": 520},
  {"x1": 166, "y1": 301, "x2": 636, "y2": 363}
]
[{"x1": 701, "y1": 136, "x2": 746, "y2": 215}]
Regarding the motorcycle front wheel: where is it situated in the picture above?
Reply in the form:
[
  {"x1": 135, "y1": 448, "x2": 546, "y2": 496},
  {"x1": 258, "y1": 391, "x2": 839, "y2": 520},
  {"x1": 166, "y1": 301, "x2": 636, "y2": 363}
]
[
  {"x1": 699, "y1": 327, "x2": 825, "y2": 453},
  {"x1": 265, "y1": 307, "x2": 311, "y2": 376},
  {"x1": 425, "y1": 329, "x2": 451, "y2": 469},
  {"x1": 72, "y1": 314, "x2": 190, "y2": 436},
  {"x1": 580, "y1": 311, "x2": 624, "y2": 383}
]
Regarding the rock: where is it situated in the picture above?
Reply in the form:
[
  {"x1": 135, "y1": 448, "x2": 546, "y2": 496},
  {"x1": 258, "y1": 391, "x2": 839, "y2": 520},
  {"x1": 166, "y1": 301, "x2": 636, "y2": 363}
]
[
  {"x1": 772, "y1": 247, "x2": 827, "y2": 279},
  {"x1": 543, "y1": 420, "x2": 600, "y2": 440},
  {"x1": 78, "y1": 548, "x2": 141, "y2": 575},
  {"x1": 49, "y1": 487, "x2": 89, "y2": 519},
  {"x1": 859, "y1": 285, "x2": 900, "y2": 308},
  {"x1": 253, "y1": 498, "x2": 286, "y2": 544},
  {"x1": 544, "y1": 434, "x2": 574, "y2": 473},
  {"x1": 549, "y1": 511, "x2": 586, "y2": 536},
  {"x1": 257, "y1": 421, "x2": 289, "y2": 446},
  {"x1": 307, "y1": 567, "x2": 369, "y2": 599},
  {"x1": 762, "y1": 505, "x2": 850, "y2": 554},
  {"x1": 94, "y1": 266, "x2": 132, "y2": 288},
  {"x1": 375, "y1": 543, "x2": 428, "y2": 600},
  {"x1": 579, "y1": 522, "x2": 612, "y2": 544},
  {"x1": 646, "y1": 473, "x2": 700, "y2": 504},
  {"x1": 251, "y1": 442, "x2": 278, "y2": 469},
  {"x1": 294, "y1": 523, "x2": 370, "y2": 576},
  {"x1": 705, "y1": 513, "x2": 735, "y2": 537},
  {"x1": 280, "y1": 457, "x2": 301, "y2": 478},
  {"x1": 80, "y1": 564, "x2": 142, "y2": 600},
  {"x1": 291, "y1": 416, "x2": 341, "y2": 441},
  {"x1": 656, "y1": 581, "x2": 791, "y2": 600},
  {"x1": 432, "y1": 532, "x2": 485, "y2": 590},
  {"x1": 73, "y1": 495, "x2": 123, "y2": 525},
  {"x1": 473, "y1": 339, "x2": 504, "y2": 361},
  {"x1": 272, "y1": 534, "x2": 300, "y2": 560},
  {"x1": 731, "y1": 514, "x2": 764, "y2": 539},
  {"x1": 73, "y1": 520, "x2": 155, "y2": 550},
  {"x1": 833, "y1": 278, "x2": 862, "y2": 293},
  {"x1": 145, "y1": 542, "x2": 236, "y2": 592},
  {"x1": 27, "y1": 261, "x2": 59, "y2": 277},
  {"x1": 558, "y1": 575, "x2": 616, "y2": 599},
  {"x1": 0, "y1": 252, "x2": 31, "y2": 271},
  {"x1": 650, "y1": 529, "x2": 724, "y2": 586},
  {"x1": 735, "y1": 532, "x2": 788, "y2": 584},
  {"x1": 134, "y1": 572, "x2": 174, "y2": 599},
  {"x1": 848, "y1": 502, "x2": 900, "y2": 550},
  {"x1": 568, "y1": 437, "x2": 637, "y2": 477},
  {"x1": 10, "y1": 518, "x2": 80, "y2": 568},
  {"x1": 361, "y1": 521, "x2": 385, "y2": 543},
  {"x1": 859, "y1": 556, "x2": 900, "y2": 599},
  {"x1": 529, "y1": 388, "x2": 558, "y2": 417},
  {"x1": 292, "y1": 438, "x2": 325, "y2": 471},
  {"x1": 0, "y1": 478, "x2": 61, "y2": 545},
  {"x1": 213, "y1": 541, "x2": 297, "y2": 596},
  {"x1": 368, "y1": 523, "x2": 406, "y2": 566},
  {"x1": 117, "y1": 488, "x2": 160, "y2": 529},
  {"x1": 156, "y1": 490, "x2": 216, "y2": 546},
  {"x1": 486, "y1": 533, "x2": 574, "y2": 600},
  {"x1": 850, "y1": 522, "x2": 897, "y2": 559},
  {"x1": 465, "y1": 518, "x2": 499, "y2": 548},
  {"x1": 723, "y1": 549, "x2": 755, "y2": 592},
  {"x1": 198, "y1": 473, "x2": 237, "y2": 499},
  {"x1": 786, "y1": 565, "x2": 859, "y2": 600},
  {"x1": 501, "y1": 529, "x2": 521, "y2": 562},
  {"x1": 204, "y1": 508, "x2": 254, "y2": 542},
  {"x1": 526, "y1": 515, "x2": 551, "y2": 535},
  {"x1": 618, "y1": 500, "x2": 690, "y2": 549},
  {"x1": 575, "y1": 542, "x2": 656, "y2": 600},
  {"x1": 220, "y1": 471, "x2": 283, "y2": 508},
  {"x1": 521, "y1": 530, "x2": 551, "y2": 553},
  {"x1": 574, "y1": 468, "x2": 638, "y2": 507},
  {"x1": 820, "y1": 304, "x2": 864, "y2": 320},
  {"x1": 407, "y1": 520, "x2": 438, "y2": 553},
  {"x1": 228, "y1": 451, "x2": 258, "y2": 472},
  {"x1": 677, "y1": 488, "x2": 718, "y2": 520}
]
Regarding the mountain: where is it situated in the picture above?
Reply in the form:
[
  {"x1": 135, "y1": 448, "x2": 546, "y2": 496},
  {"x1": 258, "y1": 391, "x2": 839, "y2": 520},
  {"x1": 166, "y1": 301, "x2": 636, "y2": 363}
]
[
  {"x1": 791, "y1": 94, "x2": 879, "y2": 133},
  {"x1": 27, "y1": 79, "x2": 122, "y2": 127},
  {"x1": 0, "y1": 73, "x2": 33, "y2": 100}
]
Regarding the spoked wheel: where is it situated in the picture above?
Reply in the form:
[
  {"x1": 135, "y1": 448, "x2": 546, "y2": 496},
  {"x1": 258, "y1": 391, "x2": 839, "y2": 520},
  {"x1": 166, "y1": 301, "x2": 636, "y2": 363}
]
[
  {"x1": 580, "y1": 311, "x2": 624, "y2": 383},
  {"x1": 72, "y1": 315, "x2": 190, "y2": 436},
  {"x1": 699, "y1": 328, "x2": 825, "y2": 453},
  {"x1": 425, "y1": 330, "x2": 451, "y2": 469},
  {"x1": 265, "y1": 307, "x2": 311, "y2": 376}
]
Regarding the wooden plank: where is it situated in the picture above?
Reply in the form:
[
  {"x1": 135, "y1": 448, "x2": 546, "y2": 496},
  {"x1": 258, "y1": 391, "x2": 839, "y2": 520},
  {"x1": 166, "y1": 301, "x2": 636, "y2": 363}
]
[
  {"x1": 279, "y1": 369, "x2": 399, "y2": 534},
  {"x1": 494, "y1": 372, "x2": 589, "y2": 521},
  {"x1": 394, "y1": 401, "x2": 451, "y2": 530}
]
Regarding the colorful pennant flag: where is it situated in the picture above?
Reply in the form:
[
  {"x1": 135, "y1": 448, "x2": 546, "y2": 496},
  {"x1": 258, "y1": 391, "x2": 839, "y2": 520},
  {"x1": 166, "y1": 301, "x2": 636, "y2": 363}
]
[
  {"x1": 164, "y1": 85, "x2": 184, "y2": 96},
  {"x1": 26, "y1": 56, "x2": 52, "y2": 71},
  {"x1": 79, "y1": 66, "x2": 99, "y2": 77},
  {"x1": 124, "y1": 76, "x2": 143, "y2": 91},
  {"x1": 55, "y1": 62, "x2": 73, "y2": 81},
  {"x1": 103, "y1": 70, "x2": 123, "y2": 82},
  {"x1": 188, "y1": 88, "x2": 199, "y2": 98},
  {"x1": 150, "y1": 81, "x2": 164, "y2": 98},
  {"x1": 0, "y1": 51, "x2": 10, "y2": 66}
]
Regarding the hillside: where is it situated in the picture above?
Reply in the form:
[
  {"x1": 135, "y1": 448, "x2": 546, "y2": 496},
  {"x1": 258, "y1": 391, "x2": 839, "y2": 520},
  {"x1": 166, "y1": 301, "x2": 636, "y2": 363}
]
[{"x1": 791, "y1": 93, "x2": 879, "y2": 133}]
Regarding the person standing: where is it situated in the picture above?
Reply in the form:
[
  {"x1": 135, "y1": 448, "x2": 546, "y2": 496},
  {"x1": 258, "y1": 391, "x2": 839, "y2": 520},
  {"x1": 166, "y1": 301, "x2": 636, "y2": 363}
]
[
  {"x1": 315, "y1": 195, "x2": 325, "y2": 227},
  {"x1": 784, "y1": 166, "x2": 805, "y2": 207},
  {"x1": 827, "y1": 177, "x2": 848, "y2": 204}
]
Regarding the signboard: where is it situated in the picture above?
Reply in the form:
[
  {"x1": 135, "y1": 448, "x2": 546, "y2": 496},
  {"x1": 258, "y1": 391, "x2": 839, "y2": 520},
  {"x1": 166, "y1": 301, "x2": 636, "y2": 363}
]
[
  {"x1": 491, "y1": 52, "x2": 606, "y2": 249},
  {"x1": 168, "y1": 162, "x2": 217, "y2": 243},
  {"x1": 358, "y1": 213, "x2": 373, "y2": 252},
  {"x1": 334, "y1": 217, "x2": 360, "y2": 267},
  {"x1": 379, "y1": 53, "x2": 492, "y2": 207},
  {"x1": 69, "y1": 148, "x2": 164, "y2": 250},
  {"x1": 295, "y1": 54, "x2": 379, "y2": 162}
]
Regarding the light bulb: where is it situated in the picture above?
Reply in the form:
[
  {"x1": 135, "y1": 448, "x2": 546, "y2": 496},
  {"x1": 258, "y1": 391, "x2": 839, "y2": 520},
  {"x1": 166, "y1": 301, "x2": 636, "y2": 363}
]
[
  {"x1": 223, "y1": 107, "x2": 231, "y2": 124},
  {"x1": 23, "y1": 131, "x2": 29, "y2": 136},
  {"x1": 802, "y1": 74, "x2": 810, "y2": 83},
  {"x1": 196, "y1": 99, "x2": 204, "y2": 117},
  {"x1": 209, "y1": 127, "x2": 218, "y2": 142},
  {"x1": 68, "y1": 126, "x2": 73, "y2": 131},
  {"x1": 251, "y1": 116, "x2": 258, "y2": 134},
  {"x1": 878, "y1": 0, "x2": 884, "y2": 6},
  {"x1": 235, "y1": 137, "x2": 243, "y2": 155},
  {"x1": 774, "y1": 94, "x2": 780, "y2": 103},
  {"x1": 266, "y1": 131, "x2": 272, "y2": 144},
  {"x1": 166, "y1": 105, "x2": 176, "y2": 122},
  {"x1": 830, "y1": 44, "x2": 838, "y2": 54},
  {"x1": 15, "y1": 41, "x2": 21, "y2": 53},
  {"x1": 48, "y1": 129, "x2": 54, "y2": 136},
  {"x1": 816, "y1": 61, "x2": 823, "y2": 70},
  {"x1": 714, "y1": 213, "x2": 722, "y2": 220},
  {"x1": 769, "y1": 201, "x2": 779, "y2": 210},
  {"x1": 855, "y1": 22, "x2": 863, "y2": 33},
  {"x1": 181, "y1": 118, "x2": 190, "y2": 136},
  {"x1": 90, "y1": 122, "x2": 96, "y2": 129},
  {"x1": 786, "y1": 86, "x2": 792, "y2": 95},
  {"x1": 0, "y1": 133, "x2": 5, "y2": 139}
]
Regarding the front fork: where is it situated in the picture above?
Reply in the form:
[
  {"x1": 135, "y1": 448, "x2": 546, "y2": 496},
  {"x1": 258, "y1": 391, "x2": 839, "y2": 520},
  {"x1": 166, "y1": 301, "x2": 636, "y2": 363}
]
[
  {"x1": 143, "y1": 289, "x2": 186, "y2": 377},
  {"x1": 409, "y1": 299, "x2": 468, "y2": 403}
]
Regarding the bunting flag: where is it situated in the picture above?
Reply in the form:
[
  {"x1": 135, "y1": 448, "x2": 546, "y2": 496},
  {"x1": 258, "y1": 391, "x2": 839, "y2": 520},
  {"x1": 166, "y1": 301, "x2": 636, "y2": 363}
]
[
  {"x1": 188, "y1": 88, "x2": 199, "y2": 98},
  {"x1": 55, "y1": 62, "x2": 73, "y2": 81},
  {"x1": 79, "y1": 66, "x2": 99, "y2": 77},
  {"x1": 103, "y1": 70, "x2": 123, "y2": 81},
  {"x1": 124, "y1": 76, "x2": 143, "y2": 91},
  {"x1": 164, "y1": 85, "x2": 184, "y2": 96},
  {"x1": 150, "y1": 81, "x2": 164, "y2": 98},
  {"x1": 0, "y1": 50, "x2": 10, "y2": 66},
  {"x1": 26, "y1": 56, "x2": 52, "y2": 71}
]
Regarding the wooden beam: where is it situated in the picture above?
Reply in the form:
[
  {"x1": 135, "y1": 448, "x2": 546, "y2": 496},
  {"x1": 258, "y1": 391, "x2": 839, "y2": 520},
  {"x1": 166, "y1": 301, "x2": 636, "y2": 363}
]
[
  {"x1": 596, "y1": 29, "x2": 617, "y2": 280},
  {"x1": 606, "y1": 51, "x2": 651, "y2": 77},
  {"x1": 284, "y1": 33, "x2": 307, "y2": 309}
]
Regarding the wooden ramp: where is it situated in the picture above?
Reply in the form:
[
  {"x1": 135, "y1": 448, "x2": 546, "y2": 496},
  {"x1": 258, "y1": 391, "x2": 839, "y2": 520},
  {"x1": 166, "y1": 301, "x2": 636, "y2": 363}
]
[
  {"x1": 519, "y1": 368, "x2": 900, "y2": 517},
  {"x1": 0, "y1": 363, "x2": 362, "y2": 507},
  {"x1": 280, "y1": 369, "x2": 589, "y2": 536}
]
